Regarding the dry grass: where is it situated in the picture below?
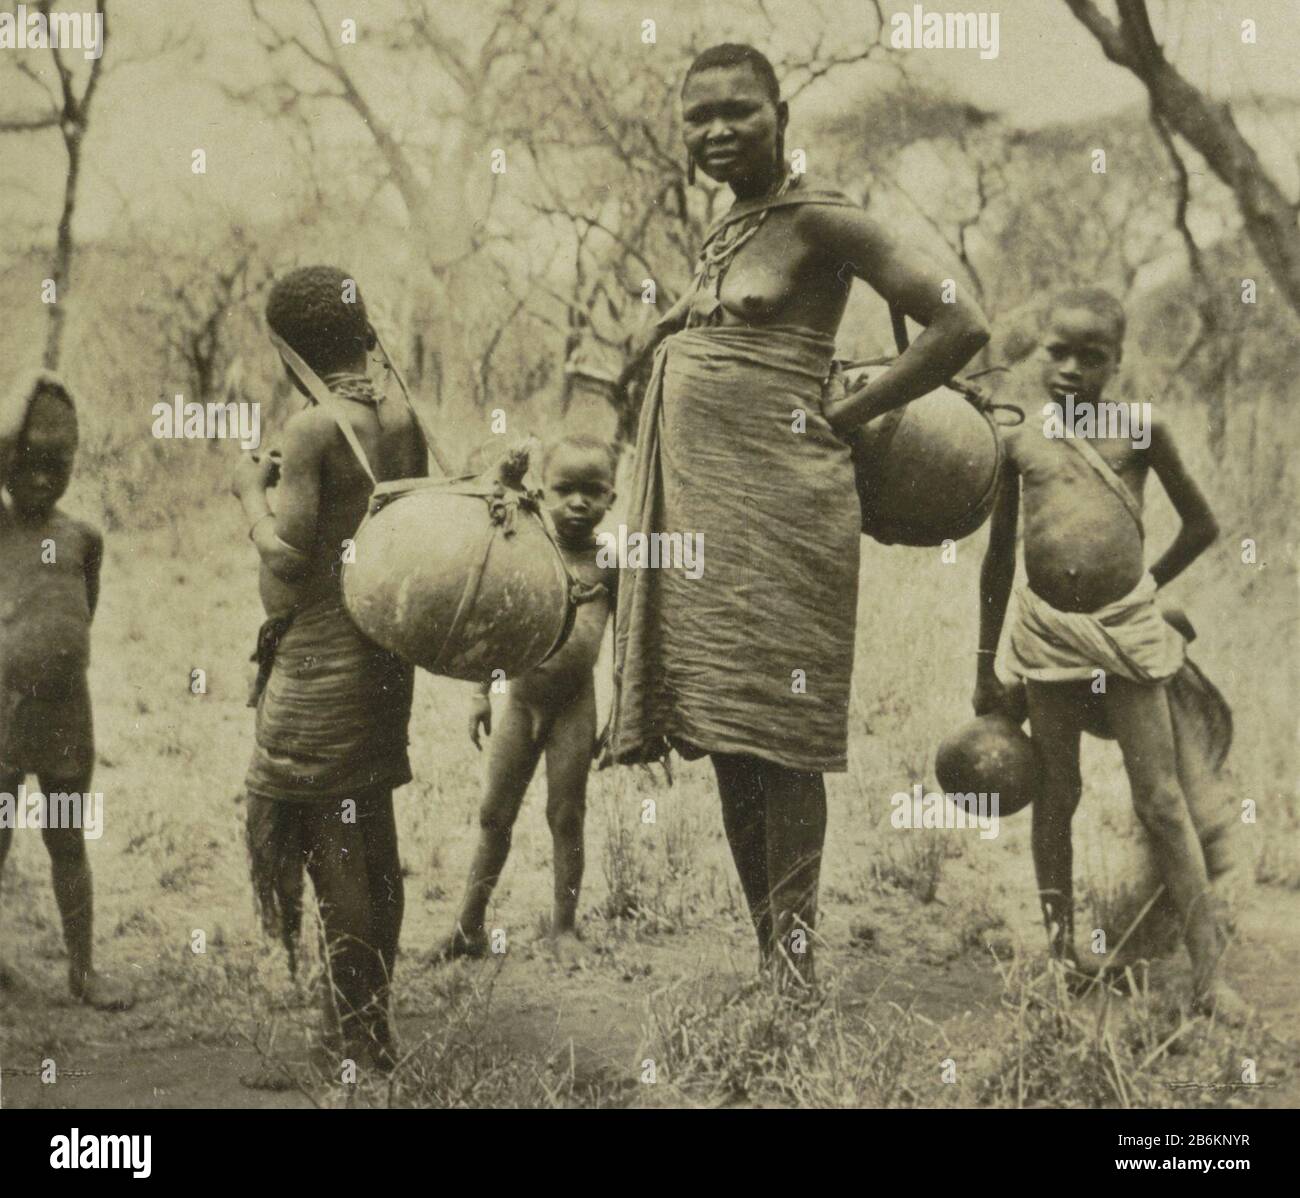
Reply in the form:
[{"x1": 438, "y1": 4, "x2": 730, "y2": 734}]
[{"x1": 0, "y1": 304, "x2": 1295, "y2": 1107}]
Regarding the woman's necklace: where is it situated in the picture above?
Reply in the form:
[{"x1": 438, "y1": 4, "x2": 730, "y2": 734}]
[
  {"x1": 689, "y1": 167, "x2": 794, "y2": 327},
  {"x1": 321, "y1": 372, "x2": 381, "y2": 407}
]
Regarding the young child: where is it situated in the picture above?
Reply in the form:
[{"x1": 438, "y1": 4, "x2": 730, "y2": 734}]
[
  {"x1": 975, "y1": 287, "x2": 1245, "y2": 1020},
  {"x1": 233, "y1": 266, "x2": 426, "y2": 1070},
  {"x1": 0, "y1": 372, "x2": 133, "y2": 1010},
  {"x1": 433, "y1": 433, "x2": 617, "y2": 968}
]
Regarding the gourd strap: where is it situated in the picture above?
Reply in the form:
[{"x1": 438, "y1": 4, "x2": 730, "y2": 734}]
[
  {"x1": 271, "y1": 327, "x2": 456, "y2": 484},
  {"x1": 358, "y1": 442, "x2": 606, "y2": 677},
  {"x1": 269, "y1": 331, "x2": 377, "y2": 486},
  {"x1": 532, "y1": 497, "x2": 609, "y2": 669},
  {"x1": 370, "y1": 325, "x2": 454, "y2": 478},
  {"x1": 431, "y1": 515, "x2": 497, "y2": 674}
]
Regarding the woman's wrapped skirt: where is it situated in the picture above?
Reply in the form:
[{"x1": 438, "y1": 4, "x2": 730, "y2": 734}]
[
  {"x1": 612, "y1": 325, "x2": 860, "y2": 774},
  {"x1": 244, "y1": 597, "x2": 413, "y2": 962}
]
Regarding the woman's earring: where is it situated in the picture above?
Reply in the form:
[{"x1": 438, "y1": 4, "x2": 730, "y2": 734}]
[{"x1": 687, "y1": 155, "x2": 696, "y2": 186}]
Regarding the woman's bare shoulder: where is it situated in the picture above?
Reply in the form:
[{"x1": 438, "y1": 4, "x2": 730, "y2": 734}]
[
  {"x1": 788, "y1": 188, "x2": 883, "y2": 259},
  {"x1": 789, "y1": 173, "x2": 859, "y2": 202}
]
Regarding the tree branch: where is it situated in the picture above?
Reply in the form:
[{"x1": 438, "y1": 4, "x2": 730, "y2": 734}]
[
  {"x1": 0, "y1": 113, "x2": 60, "y2": 132},
  {"x1": 1064, "y1": 0, "x2": 1300, "y2": 314}
]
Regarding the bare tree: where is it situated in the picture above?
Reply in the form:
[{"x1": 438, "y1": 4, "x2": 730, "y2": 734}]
[
  {"x1": 149, "y1": 236, "x2": 272, "y2": 404},
  {"x1": 501, "y1": 1, "x2": 890, "y2": 439},
  {"x1": 1064, "y1": 0, "x2": 1300, "y2": 315},
  {"x1": 234, "y1": 1, "x2": 536, "y2": 270},
  {"x1": 232, "y1": 0, "x2": 888, "y2": 440},
  {"x1": 231, "y1": 0, "x2": 555, "y2": 404},
  {"x1": 0, "y1": 1, "x2": 108, "y2": 368}
]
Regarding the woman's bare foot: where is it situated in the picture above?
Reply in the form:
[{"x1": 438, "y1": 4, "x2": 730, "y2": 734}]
[
  {"x1": 70, "y1": 969, "x2": 136, "y2": 1012},
  {"x1": 548, "y1": 930, "x2": 592, "y2": 971},
  {"x1": 427, "y1": 924, "x2": 488, "y2": 965},
  {"x1": 1193, "y1": 979, "x2": 1251, "y2": 1026}
]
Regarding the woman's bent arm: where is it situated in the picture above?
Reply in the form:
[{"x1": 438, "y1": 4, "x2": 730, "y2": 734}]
[{"x1": 806, "y1": 206, "x2": 989, "y2": 432}]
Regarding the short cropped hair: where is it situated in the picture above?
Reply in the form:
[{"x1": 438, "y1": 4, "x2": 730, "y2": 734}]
[
  {"x1": 683, "y1": 43, "x2": 780, "y2": 103},
  {"x1": 541, "y1": 432, "x2": 617, "y2": 480},
  {"x1": 2, "y1": 370, "x2": 77, "y2": 447},
  {"x1": 265, "y1": 265, "x2": 370, "y2": 376},
  {"x1": 27, "y1": 379, "x2": 78, "y2": 439},
  {"x1": 1043, "y1": 287, "x2": 1127, "y2": 347}
]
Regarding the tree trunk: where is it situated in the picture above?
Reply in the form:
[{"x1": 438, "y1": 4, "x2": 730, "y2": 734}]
[
  {"x1": 44, "y1": 130, "x2": 83, "y2": 370},
  {"x1": 1064, "y1": 0, "x2": 1300, "y2": 316}
]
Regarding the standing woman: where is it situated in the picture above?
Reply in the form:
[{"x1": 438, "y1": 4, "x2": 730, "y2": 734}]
[{"x1": 610, "y1": 44, "x2": 989, "y2": 984}]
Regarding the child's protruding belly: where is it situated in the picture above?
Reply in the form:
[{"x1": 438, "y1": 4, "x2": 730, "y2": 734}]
[
  {"x1": 0, "y1": 583, "x2": 91, "y2": 698},
  {"x1": 1024, "y1": 512, "x2": 1145, "y2": 613}
]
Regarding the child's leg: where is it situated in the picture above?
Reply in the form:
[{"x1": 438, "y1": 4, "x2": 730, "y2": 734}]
[
  {"x1": 301, "y1": 803, "x2": 384, "y2": 1064},
  {"x1": 358, "y1": 788, "x2": 402, "y2": 1059},
  {"x1": 1169, "y1": 699, "x2": 1234, "y2": 880},
  {"x1": 711, "y1": 752, "x2": 772, "y2": 958},
  {"x1": 542, "y1": 685, "x2": 596, "y2": 948},
  {"x1": 37, "y1": 771, "x2": 134, "y2": 1010},
  {"x1": 1103, "y1": 677, "x2": 1241, "y2": 1014},
  {"x1": 1024, "y1": 683, "x2": 1085, "y2": 961},
  {"x1": 757, "y1": 760, "x2": 826, "y2": 986},
  {"x1": 436, "y1": 697, "x2": 545, "y2": 959}
]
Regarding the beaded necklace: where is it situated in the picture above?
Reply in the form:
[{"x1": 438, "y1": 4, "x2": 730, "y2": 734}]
[
  {"x1": 686, "y1": 170, "x2": 795, "y2": 329},
  {"x1": 320, "y1": 372, "x2": 382, "y2": 407}
]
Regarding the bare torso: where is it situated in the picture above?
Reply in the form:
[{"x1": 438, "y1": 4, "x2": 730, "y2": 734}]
[
  {"x1": 265, "y1": 398, "x2": 424, "y2": 614},
  {"x1": 1006, "y1": 422, "x2": 1148, "y2": 612},
  {"x1": 713, "y1": 208, "x2": 851, "y2": 332},
  {"x1": 695, "y1": 180, "x2": 860, "y2": 335},
  {"x1": 509, "y1": 545, "x2": 615, "y2": 709},
  {"x1": 0, "y1": 508, "x2": 95, "y2": 692}
]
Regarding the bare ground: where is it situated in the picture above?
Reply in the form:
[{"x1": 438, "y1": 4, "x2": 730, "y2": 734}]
[{"x1": 2, "y1": 501, "x2": 1297, "y2": 1108}]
